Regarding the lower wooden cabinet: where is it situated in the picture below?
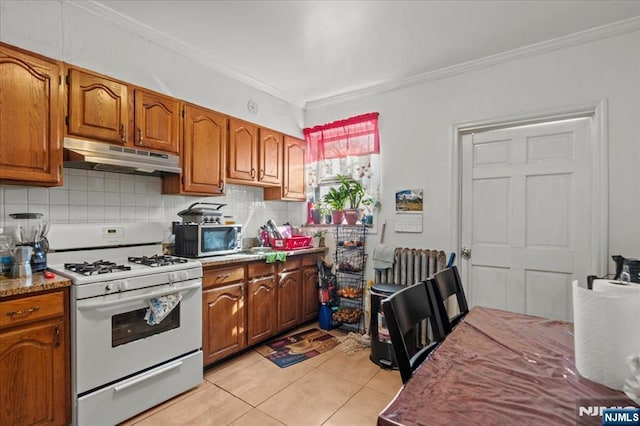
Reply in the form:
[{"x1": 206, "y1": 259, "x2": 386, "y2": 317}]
[
  {"x1": 277, "y1": 270, "x2": 302, "y2": 332},
  {"x1": 202, "y1": 281, "x2": 246, "y2": 366},
  {"x1": 302, "y1": 264, "x2": 320, "y2": 322},
  {"x1": 247, "y1": 274, "x2": 278, "y2": 346},
  {"x1": 202, "y1": 253, "x2": 322, "y2": 366},
  {"x1": 0, "y1": 289, "x2": 70, "y2": 426}
]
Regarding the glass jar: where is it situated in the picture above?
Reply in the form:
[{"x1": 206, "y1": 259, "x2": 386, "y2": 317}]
[{"x1": 0, "y1": 235, "x2": 12, "y2": 276}]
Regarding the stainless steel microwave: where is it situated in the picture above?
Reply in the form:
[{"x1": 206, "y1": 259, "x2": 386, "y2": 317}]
[{"x1": 174, "y1": 223, "x2": 242, "y2": 257}]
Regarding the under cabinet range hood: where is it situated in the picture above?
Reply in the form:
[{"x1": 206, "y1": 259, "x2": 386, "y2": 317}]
[{"x1": 63, "y1": 138, "x2": 181, "y2": 175}]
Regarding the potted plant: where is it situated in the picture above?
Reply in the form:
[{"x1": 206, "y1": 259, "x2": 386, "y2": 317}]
[
  {"x1": 310, "y1": 202, "x2": 322, "y2": 225},
  {"x1": 361, "y1": 197, "x2": 375, "y2": 225},
  {"x1": 319, "y1": 202, "x2": 332, "y2": 224},
  {"x1": 312, "y1": 229, "x2": 327, "y2": 247},
  {"x1": 338, "y1": 174, "x2": 366, "y2": 225},
  {"x1": 323, "y1": 186, "x2": 347, "y2": 224}
]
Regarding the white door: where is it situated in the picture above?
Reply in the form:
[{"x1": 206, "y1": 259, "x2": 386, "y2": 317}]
[{"x1": 460, "y1": 118, "x2": 592, "y2": 321}]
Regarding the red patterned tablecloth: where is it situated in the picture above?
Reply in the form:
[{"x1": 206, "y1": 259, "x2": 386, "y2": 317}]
[{"x1": 378, "y1": 306, "x2": 637, "y2": 426}]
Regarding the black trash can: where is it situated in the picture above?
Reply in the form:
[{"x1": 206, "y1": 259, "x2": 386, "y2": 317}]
[{"x1": 369, "y1": 283, "x2": 404, "y2": 369}]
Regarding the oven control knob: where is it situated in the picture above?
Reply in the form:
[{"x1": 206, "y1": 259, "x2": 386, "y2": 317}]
[
  {"x1": 169, "y1": 272, "x2": 178, "y2": 282},
  {"x1": 105, "y1": 283, "x2": 113, "y2": 292},
  {"x1": 117, "y1": 281, "x2": 129, "y2": 291},
  {"x1": 179, "y1": 271, "x2": 188, "y2": 281}
]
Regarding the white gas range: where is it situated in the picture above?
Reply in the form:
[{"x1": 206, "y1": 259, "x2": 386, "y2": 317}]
[{"x1": 47, "y1": 222, "x2": 203, "y2": 426}]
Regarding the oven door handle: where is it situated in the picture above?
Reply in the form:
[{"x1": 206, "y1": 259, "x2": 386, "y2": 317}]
[
  {"x1": 113, "y1": 360, "x2": 184, "y2": 392},
  {"x1": 77, "y1": 281, "x2": 202, "y2": 311}
]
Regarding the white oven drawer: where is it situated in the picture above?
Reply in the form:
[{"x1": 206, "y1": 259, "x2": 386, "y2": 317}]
[{"x1": 76, "y1": 350, "x2": 203, "y2": 426}]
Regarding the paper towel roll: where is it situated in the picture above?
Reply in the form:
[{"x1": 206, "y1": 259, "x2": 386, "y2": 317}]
[
  {"x1": 593, "y1": 279, "x2": 640, "y2": 295},
  {"x1": 572, "y1": 280, "x2": 640, "y2": 390}
]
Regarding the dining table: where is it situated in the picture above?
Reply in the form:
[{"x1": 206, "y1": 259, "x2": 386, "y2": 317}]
[{"x1": 377, "y1": 306, "x2": 638, "y2": 426}]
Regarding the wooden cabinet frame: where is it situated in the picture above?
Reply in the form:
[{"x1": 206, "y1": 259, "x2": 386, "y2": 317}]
[
  {"x1": 163, "y1": 103, "x2": 226, "y2": 195},
  {"x1": 0, "y1": 42, "x2": 63, "y2": 186},
  {"x1": 65, "y1": 65, "x2": 180, "y2": 155},
  {"x1": 264, "y1": 136, "x2": 306, "y2": 201},
  {"x1": 0, "y1": 288, "x2": 70, "y2": 425},
  {"x1": 202, "y1": 253, "x2": 322, "y2": 366}
]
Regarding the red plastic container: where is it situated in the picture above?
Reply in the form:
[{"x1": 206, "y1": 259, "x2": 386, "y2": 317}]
[{"x1": 269, "y1": 236, "x2": 313, "y2": 250}]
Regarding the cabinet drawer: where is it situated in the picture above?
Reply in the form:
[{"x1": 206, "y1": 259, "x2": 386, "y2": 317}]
[
  {"x1": 0, "y1": 291, "x2": 64, "y2": 329},
  {"x1": 203, "y1": 266, "x2": 245, "y2": 289},
  {"x1": 248, "y1": 262, "x2": 276, "y2": 278},
  {"x1": 278, "y1": 257, "x2": 301, "y2": 273}
]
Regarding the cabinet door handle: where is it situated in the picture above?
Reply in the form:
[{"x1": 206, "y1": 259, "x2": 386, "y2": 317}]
[
  {"x1": 216, "y1": 273, "x2": 231, "y2": 281},
  {"x1": 259, "y1": 169, "x2": 264, "y2": 180},
  {"x1": 6, "y1": 306, "x2": 40, "y2": 317},
  {"x1": 138, "y1": 128, "x2": 143, "y2": 143},
  {"x1": 284, "y1": 186, "x2": 289, "y2": 195},
  {"x1": 219, "y1": 181, "x2": 225, "y2": 193},
  {"x1": 120, "y1": 124, "x2": 126, "y2": 141},
  {"x1": 55, "y1": 325, "x2": 60, "y2": 347},
  {"x1": 250, "y1": 168, "x2": 256, "y2": 178}
]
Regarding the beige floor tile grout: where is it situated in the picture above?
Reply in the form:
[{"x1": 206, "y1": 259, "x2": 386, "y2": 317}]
[{"x1": 121, "y1": 325, "x2": 398, "y2": 426}]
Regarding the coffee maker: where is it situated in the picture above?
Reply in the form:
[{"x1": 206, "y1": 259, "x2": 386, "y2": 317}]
[{"x1": 10, "y1": 212, "x2": 48, "y2": 273}]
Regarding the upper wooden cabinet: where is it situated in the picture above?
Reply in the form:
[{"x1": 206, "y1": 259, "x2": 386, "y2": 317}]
[
  {"x1": 66, "y1": 67, "x2": 180, "y2": 154},
  {"x1": 258, "y1": 128, "x2": 283, "y2": 186},
  {"x1": 66, "y1": 68, "x2": 130, "y2": 145},
  {"x1": 264, "y1": 136, "x2": 306, "y2": 201},
  {"x1": 163, "y1": 103, "x2": 226, "y2": 195},
  {"x1": 134, "y1": 88, "x2": 181, "y2": 154},
  {"x1": 0, "y1": 43, "x2": 63, "y2": 186},
  {"x1": 227, "y1": 118, "x2": 283, "y2": 187},
  {"x1": 227, "y1": 118, "x2": 258, "y2": 182}
]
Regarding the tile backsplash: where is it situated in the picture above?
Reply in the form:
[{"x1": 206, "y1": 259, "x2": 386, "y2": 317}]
[{"x1": 0, "y1": 168, "x2": 305, "y2": 242}]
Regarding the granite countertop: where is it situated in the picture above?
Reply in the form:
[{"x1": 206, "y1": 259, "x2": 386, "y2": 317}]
[
  {"x1": 198, "y1": 247, "x2": 327, "y2": 268},
  {"x1": 0, "y1": 272, "x2": 71, "y2": 298},
  {"x1": 0, "y1": 247, "x2": 327, "y2": 297}
]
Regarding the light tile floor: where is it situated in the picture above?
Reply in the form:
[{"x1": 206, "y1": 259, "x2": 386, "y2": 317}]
[{"x1": 121, "y1": 324, "x2": 402, "y2": 426}]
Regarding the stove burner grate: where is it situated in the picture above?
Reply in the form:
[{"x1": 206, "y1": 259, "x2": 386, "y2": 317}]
[
  {"x1": 128, "y1": 255, "x2": 189, "y2": 267},
  {"x1": 64, "y1": 260, "x2": 132, "y2": 276}
]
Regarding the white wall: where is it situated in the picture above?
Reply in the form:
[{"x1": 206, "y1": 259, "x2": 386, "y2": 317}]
[
  {"x1": 305, "y1": 30, "x2": 640, "y2": 274},
  {"x1": 0, "y1": 0, "x2": 307, "y2": 240}
]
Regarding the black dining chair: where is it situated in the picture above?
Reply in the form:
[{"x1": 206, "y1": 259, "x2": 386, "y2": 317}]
[
  {"x1": 381, "y1": 282, "x2": 445, "y2": 384},
  {"x1": 429, "y1": 266, "x2": 469, "y2": 335}
]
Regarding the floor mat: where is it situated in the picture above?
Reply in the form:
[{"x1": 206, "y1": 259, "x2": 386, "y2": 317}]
[{"x1": 258, "y1": 328, "x2": 339, "y2": 368}]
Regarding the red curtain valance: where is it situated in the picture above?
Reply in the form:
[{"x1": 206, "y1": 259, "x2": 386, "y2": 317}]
[{"x1": 303, "y1": 112, "x2": 379, "y2": 162}]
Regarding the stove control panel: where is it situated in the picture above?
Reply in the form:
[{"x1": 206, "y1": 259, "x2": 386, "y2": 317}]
[{"x1": 101, "y1": 227, "x2": 125, "y2": 242}]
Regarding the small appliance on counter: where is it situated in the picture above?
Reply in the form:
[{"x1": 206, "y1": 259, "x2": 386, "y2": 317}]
[
  {"x1": 0, "y1": 234, "x2": 12, "y2": 276},
  {"x1": 11, "y1": 245, "x2": 32, "y2": 278},
  {"x1": 612, "y1": 255, "x2": 640, "y2": 283},
  {"x1": 173, "y1": 202, "x2": 243, "y2": 258},
  {"x1": 10, "y1": 212, "x2": 48, "y2": 273}
]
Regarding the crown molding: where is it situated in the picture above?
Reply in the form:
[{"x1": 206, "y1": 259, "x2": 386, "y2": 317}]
[
  {"x1": 64, "y1": 0, "x2": 306, "y2": 108},
  {"x1": 305, "y1": 15, "x2": 640, "y2": 110},
  {"x1": 59, "y1": 1, "x2": 640, "y2": 112}
]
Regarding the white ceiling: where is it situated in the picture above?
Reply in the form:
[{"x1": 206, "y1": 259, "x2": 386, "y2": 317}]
[{"x1": 89, "y1": 0, "x2": 640, "y2": 107}]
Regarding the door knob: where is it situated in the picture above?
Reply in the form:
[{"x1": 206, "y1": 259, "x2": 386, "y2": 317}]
[{"x1": 461, "y1": 247, "x2": 471, "y2": 259}]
